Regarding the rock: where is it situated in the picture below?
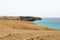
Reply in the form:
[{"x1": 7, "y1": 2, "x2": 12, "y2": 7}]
[
  {"x1": 20, "y1": 16, "x2": 42, "y2": 21},
  {"x1": 0, "y1": 16, "x2": 42, "y2": 21}
]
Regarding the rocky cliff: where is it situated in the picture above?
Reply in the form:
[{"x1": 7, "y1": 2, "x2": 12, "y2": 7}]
[{"x1": 0, "y1": 16, "x2": 42, "y2": 21}]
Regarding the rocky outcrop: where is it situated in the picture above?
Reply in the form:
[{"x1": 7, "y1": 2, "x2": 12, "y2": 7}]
[
  {"x1": 0, "y1": 16, "x2": 42, "y2": 21},
  {"x1": 20, "y1": 16, "x2": 42, "y2": 21}
]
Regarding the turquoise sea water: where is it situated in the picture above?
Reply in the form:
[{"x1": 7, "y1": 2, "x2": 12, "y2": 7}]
[{"x1": 33, "y1": 18, "x2": 60, "y2": 30}]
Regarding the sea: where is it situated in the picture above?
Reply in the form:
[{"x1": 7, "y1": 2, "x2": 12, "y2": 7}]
[{"x1": 33, "y1": 18, "x2": 60, "y2": 30}]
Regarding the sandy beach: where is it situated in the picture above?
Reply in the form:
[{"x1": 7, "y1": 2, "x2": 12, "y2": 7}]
[{"x1": 0, "y1": 20, "x2": 59, "y2": 40}]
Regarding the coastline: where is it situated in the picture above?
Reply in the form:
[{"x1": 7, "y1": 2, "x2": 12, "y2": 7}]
[
  {"x1": 0, "y1": 20, "x2": 59, "y2": 40},
  {"x1": 0, "y1": 20, "x2": 54, "y2": 30}
]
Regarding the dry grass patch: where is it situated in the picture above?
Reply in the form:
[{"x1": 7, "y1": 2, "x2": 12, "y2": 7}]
[{"x1": 0, "y1": 20, "x2": 54, "y2": 30}]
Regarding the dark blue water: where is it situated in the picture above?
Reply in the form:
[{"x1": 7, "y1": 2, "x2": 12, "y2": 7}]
[{"x1": 33, "y1": 18, "x2": 60, "y2": 30}]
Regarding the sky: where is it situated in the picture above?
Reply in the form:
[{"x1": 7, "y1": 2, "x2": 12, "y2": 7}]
[{"x1": 0, "y1": 0, "x2": 60, "y2": 18}]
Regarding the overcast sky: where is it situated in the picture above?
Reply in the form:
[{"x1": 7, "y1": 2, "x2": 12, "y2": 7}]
[{"x1": 0, "y1": 0, "x2": 60, "y2": 18}]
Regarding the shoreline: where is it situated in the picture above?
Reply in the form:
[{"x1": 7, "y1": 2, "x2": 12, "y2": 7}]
[{"x1": 0, "y1": 20, "x2": 59, "y2": 40}]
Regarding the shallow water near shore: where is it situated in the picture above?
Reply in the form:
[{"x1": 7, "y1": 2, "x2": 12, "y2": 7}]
[{"x1": 33, "y1": 18, "x2": 60, "y2": 30}]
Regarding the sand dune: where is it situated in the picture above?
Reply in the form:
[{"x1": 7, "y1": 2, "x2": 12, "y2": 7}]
[
  {"x1": 0, "y1": 20, "x2": 59, "y2": 40},
  {"x1": 0, "y1": 29, "x2": 60, "y2": 40},
  {"x1": 0, "y1": 20, "x2": 54, "y2": 30}
]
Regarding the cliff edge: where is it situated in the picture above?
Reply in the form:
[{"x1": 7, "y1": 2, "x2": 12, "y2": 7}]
[{"x1": 0, "y1": 16, "x2": 42, "y2": 21}]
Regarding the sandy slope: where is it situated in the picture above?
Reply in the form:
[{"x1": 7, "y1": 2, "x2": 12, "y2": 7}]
[
  {"x1": 0, "y1": 20, "x2": 54, "y2": 30},
  {"x1": 0, "y1": 20, "x2": 59, "y2": 40},
  {"x1": 0, "y1": 28, "x2": 60, "y2": 40}
]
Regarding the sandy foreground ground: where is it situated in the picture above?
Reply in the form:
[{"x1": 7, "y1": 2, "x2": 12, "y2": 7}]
[
  {"x1": 0, "y1": 20, "x2": 60, "y2": 40},
  {"x1": 0, "y1": 29, "x2": 60, "y2": 40}
]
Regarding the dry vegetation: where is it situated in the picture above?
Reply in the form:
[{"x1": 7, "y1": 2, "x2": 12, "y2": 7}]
[
  {"x1": 0, "y1": 29, "x2": 60, "y2": 40},
  {"x1": 0, "y1": 20, "x2": 59, "y2": 40},
  {"x1": 0, "y1": 20, "x2": 54, "y2": 30}
]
